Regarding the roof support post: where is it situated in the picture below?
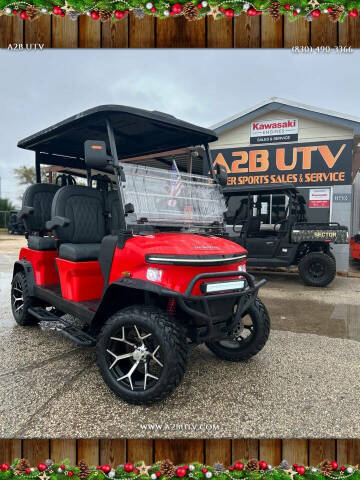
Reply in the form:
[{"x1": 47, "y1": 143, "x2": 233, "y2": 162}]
[
  {"x1": 205, "y1": 143, "x2": 216, "y2": 181},
  {"x1": 35, "y1": 152, "x2": 41, "y2": 183}
]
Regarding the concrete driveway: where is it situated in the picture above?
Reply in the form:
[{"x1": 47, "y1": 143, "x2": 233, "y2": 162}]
[{"x1": 1, "y1": 234, "x2": 360, "y2": 438}]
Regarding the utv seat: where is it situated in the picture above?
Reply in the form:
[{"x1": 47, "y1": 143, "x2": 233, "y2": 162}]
[
  {"x1": 47, "y1": 185, "x2": 106, "y2": 262},
  {"x1": 20, "y1": 183, "x2": 60, "y2": 250}
]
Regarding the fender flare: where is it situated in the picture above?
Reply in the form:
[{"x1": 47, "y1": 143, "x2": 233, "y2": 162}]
[{"x1": 13, "y1": 260, "x2": 36, "y2": 296}]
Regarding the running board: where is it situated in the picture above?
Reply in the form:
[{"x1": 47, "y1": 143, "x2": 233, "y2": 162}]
[{"x1": 28, "y1": 307, "x2": 96, "y2": 347}]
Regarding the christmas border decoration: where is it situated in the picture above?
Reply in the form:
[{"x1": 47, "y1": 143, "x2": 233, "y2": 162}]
[
  {"x1": 0, "y1": 0, "x2": 358, "y2": 22},
  {"x1": 0, "y1": 458, "x2": 359, "y2": 480}
]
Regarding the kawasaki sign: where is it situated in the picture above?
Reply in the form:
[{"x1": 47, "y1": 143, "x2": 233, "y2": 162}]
[
  {"x1": 250, "y1": 118, "x2": 298, "y2": 144},
  {"x1": 211, "y1": 140, "x2": 352, "y2": 187}
]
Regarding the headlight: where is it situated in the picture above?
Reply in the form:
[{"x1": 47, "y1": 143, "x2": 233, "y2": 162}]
[
  {"x1": 201, "y1": 279, "x2": 245, "y2": 294},
  {"x1": 146, "y1": 268, "x2": 163, "y2": 282},
  {"x1": 238, "y1": 264, "x2": 246, "y2": 272}
]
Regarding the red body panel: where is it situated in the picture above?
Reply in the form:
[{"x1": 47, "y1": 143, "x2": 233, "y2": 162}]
[
  {"x1": 109, "y1": 233, "x2": 247, "y2": 295},
  {"x1": 350, "y1": 237, "x2": 360, "y2": 260},
  {"x1": 19, "y1": 247, "x2": 59, "y2": 285},
  {"x1": 56, "y1": 258, "x2": 104, "y2": 301}
]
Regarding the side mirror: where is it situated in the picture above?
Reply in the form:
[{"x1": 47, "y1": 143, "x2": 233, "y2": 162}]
[
  {"x1": 215, "y1": 166, "x2": 228, "y2": 187},
  {"x1": 84, "y1": 140, "x2": 112, "y2": 170}
]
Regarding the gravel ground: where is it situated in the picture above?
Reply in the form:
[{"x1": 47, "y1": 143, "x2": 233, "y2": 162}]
[{"x1": 1, "y1": 235, "x2": 360, "y2": 438}]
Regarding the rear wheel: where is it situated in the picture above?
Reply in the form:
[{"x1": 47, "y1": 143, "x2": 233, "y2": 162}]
[
  {"x1": 97, "y1": 305, "x2": 188, "y2": 405},
  {"x1": 205, "y1": 298, "x2": 270, "y2": 362},
  {"x1": 298, "y1": 251, "x2": 336, "y2": 287},
  {"x1": 11, "y1": 271, "x2": 38, "y2": 326}
]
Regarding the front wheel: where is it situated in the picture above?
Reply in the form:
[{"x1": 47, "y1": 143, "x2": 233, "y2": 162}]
[
  {"x1": 206, "y1": 298, "x2": 270, "y2": 362},
  {"x1": 298, "y1": 251, "x2": 336, "y2": 287},
  {"x1": 11, "y1": 271, "x2": 38, "y2": 326},
  {"x1": 97, "y1": 305, "x2": 188, "y2": 405}
]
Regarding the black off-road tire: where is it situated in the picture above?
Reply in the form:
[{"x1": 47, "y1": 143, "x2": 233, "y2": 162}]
[
  {"x1": 11, "y1": 271, "x2": 38, "y2": 326},
  {"x1": 298, "y1": 251, "x2": 336, "y2": 287},
  {"x1": 205, "y1": 298, "x2": 270, "y2": 362},
  {"x1": 97, "y1": 305, "x2": 188, "y2": 405}
]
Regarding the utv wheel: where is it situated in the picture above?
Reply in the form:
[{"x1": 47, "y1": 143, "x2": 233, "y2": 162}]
[
  {"x1": 97, "y1": 305, "x2": 188, "y2": 405},
  {"x1": 205, "y1": 298, "x2": 270, "y2": 362},
  {"x1": 298, "y1": 252, "x2": 336, "y2": 287},
  {"x1": 11, "y1": 271, "x2": 38, "y2": 326}
]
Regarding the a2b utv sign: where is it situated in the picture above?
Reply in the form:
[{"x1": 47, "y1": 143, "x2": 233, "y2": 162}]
[
  {"x1": 212, "y1": 139, "x2": 352, "y2": 187},
  {"x1": 250, "y1": 118, "x2": 298, "y2": 144}
]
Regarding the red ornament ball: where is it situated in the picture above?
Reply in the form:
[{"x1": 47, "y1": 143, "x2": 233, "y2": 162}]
[
  {"x1": 20, "y1": 10, "x2": 28, "y2": 18},
  {"x1": 197, "y1": 3, "x2": 202, "y2": 7},
  {"x1": 38, "y1": 464, "x2": 47, "y2": 473},
  {"x1": 202, "y1": 469, "x2": 208, "y2": 474},
  {"x1": 91, "y1": 10, "x2": 100, "y2": 18},
  {"x1": 225, "y1": 8, "x2": 234, "y2": 16},
  {"x1": 247, "y1": 7, "x2": 257, "y2": 15},
  {"x1": 341, "y1": 467, "x2": 346, "y2": 472},
  {"x1": 293, "y1": 10, "x2": 298, "y2": 15},
  {"x1": 26, "y1": 469, "x2": 31, "y2": 475},
  {"x1": 12, "y1": 9, "x2": 18, "y2": 14},
  {"x1": 259, "y1": 462, "x2": 267, "y2": 471},
  {"x1": 52, "y1": 5, "x2": 62, "y2": 14},
  {"x1": 234, "y1": 462, "x2": 244, "y2": 471},
  {"x1": 284, "y1": 3, "x2": 290, "y2": 8},
  {"x1": 156, "y1": 473, "x2": 162, "y2": 477},
  {"x1": 172, "y1": 2, "x2": 182, "y2": 13},
  {"x1": 150, "y1": 6, "x2": 156, "y2": 12},
  {"x1": 61, "y1": 465, "x2": 66, "y2": 470},
  {"x1": 176, "y1": 468, "x2": 187, "y2": 478},
  {"x1": 296, "y1": 467, "x2": 306, "y2": 476},
  {"x1": 349, "y1": 8, "x2": 358, "y2": 16},
  {"x1": 102, "y1": 465, "x2": 112, "y2": 474},
  {"x1": 1, "y1": 464, "x2": 10, "y2": 473},
  {"x1": 228, "y1": 468, "x2": 234, "y2": 472},
  {"x1": 330, "y1": 462, "x2": 338, "y2": 471},
  {"x1": 311, "y1": 8, "x2": 320, "y2": 16},
  {"x1": 114, "y1": 9, "x2": 124, "y2": 17},
  {"x1": 68, "y1": 472, "x2": 74, "y2": 477},
  {"x1": 124, "y1": 463, "x2": 134, "y2": 473}
]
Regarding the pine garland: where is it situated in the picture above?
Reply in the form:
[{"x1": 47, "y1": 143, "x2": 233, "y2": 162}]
[
  {"x1": 0, "y1": 459, "x2": 359, "y2": 480},
  {"x1": 0, "y1": 0, "x2": 359, "y2": 21}
]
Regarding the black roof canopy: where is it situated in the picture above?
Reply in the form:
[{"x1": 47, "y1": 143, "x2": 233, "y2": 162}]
[
  {"x1": 223, "y1": 184, "x2": 299, "y2": 195},
  {"x1": 17, "y1": 105, "x2": 218, "y2": 160}
]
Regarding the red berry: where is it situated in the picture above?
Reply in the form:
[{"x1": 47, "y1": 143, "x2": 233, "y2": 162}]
[
  {"x1": 61, "y1": 466, "x2": 66, "y2": 470},
  {"x1": 125, "y1": 9, "x2": 129, "y2": 13},
  {"x1": 259, "y1": 461, "x2": 267, "y2": 471},
  {"x1": 234, "y1": 462, "x2": 244, "y2": 471},
  {"x1": 150, "y1": 6, "x2": 156, "y2": 12},
  {"x1": 197, "y1": 3, "x2": 202, "y2": 7},
  {"x1": 202, "y1": 469, "x2": 208, "y2": 474},
  {"x1": 341, "y1": 467, "x2": 346, "y2": 472},
  {"x1": 68, "y1": 472, "x2": 74, "y2": 477},
  {"x1": 296, "y1": 467, "x2": 306, "y2": 476},
  {"x1": 20, "y1": 10, "x2": 28, "y2": 18},
  {"x1": 220, "y1": 6, "x2": 225, "y2": 11},
  {"x1": 26, "y1": 469, "x2": 31, "y2": 474},
  {"x1": 38, "y1": 464, "x2": 47, "y2": 473},
  {"x1": 102, "y1": 465, "x2": 112, "y2": 474},
  {"x1": 134, "y1": 470, "x2": 139, "y2": 474},
  {"x1": 247, "y1": 7, "x2": 257, "y2": 15},
  {"x1": 311, "y1": 8, "x2": 320, "y2": 16},
  {"x1": 91, "y1": 10, "x2": 99, "y2": 18},
  {"x1": 52, "y1": 5, "x2": 62, "y2": 14},
  {"x1": 97, "y1": 467, "x2": 102, "y2": 470},
  {"x1": 256, "y1": 10, "x2": 262, "y2": 14},
  {"x1": 114, "y1": 9, "x2": 124, "y2": 17},
  {"x1": 172, "y1": 2, "x2": 182, "y2": 13},
  {"x1": 124, "y1": 463, "x2": 134, "y2": 473},
  {"x1": 12, "y1": 9, "x2": 18, "y2": 14},
  {"x1": 293, "y1": 465, "x2": 298, "y2": 469},
  {"x1": 225, "y1": 8, "x2": 234, "y2": 16},
  {"x1": 60, "y1": 12, "x2": 65, "y2": 16},
  {"x1": 327, "y1": 6, "x2": 332, "y2": 11},
  {"x1": 349, "y1": 8, "x2": 358, "y2": 16},
  {"x1": 1, "y1": 464, "x2": 10, "y2": 473},
  {"x1": 156, "y1": 473, "x2": 162, "y2": 478},
  {"x1": 184, "y1": 466, "x2": 189, "y2": 470},
  {"x1": 229, "y1": 467, "x2": 234, "y2": 472},
  {"x1": 284, "y1": 3, "x2": 290, "y2": 8},
  {"x1": 176, "y1": 468, "x2": 187, "y2": 478},
  {"x1": 330, "y1": 462, "x2": 338, "y2": 471},
  {"x1": 293, "y1": 10, "x2": 298, "y2": 15},
  {"x1": 170, "y1": 10, "x2": 175, "y2": 14}
]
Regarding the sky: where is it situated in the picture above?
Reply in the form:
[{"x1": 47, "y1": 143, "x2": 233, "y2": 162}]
[{"x1": 1, "y1": 49, "x2": 360, "y2": 207}]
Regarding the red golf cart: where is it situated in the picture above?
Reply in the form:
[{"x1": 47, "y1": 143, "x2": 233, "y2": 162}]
[{"x1": 11, "y1": 105, "x2": 270, "y2": 404}]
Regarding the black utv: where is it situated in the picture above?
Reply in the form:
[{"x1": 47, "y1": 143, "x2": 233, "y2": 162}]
[
  {"x1": 8, "y1": 210, "x2": 25, "y2": 235},
  {"x1": 223, "y1": 185, "x2": 348, "y2": 287}
]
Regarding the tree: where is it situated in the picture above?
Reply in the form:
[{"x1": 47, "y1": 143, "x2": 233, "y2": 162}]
[
  {"x1": 0, "y1": 198, "x2": 15, "y2": 211},
  {"x1": 13, "y1": 165, "x2": 47, "y2": 186}
]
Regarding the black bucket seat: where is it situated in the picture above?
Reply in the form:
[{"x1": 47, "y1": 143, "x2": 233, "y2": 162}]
[
  {"x1": 20, "y1": 183, "x2": 60, "y2": 250},
  {"x1": 46, "y1": 185, "x2": 106, "y2": 261}
]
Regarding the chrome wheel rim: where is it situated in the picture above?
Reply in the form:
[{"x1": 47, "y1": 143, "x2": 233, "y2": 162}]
[
  {"x1": 12, "y1": 279, "x2": 24, "y2": 316},
  {"x1": 106, "y1": 325, "x2": 163, "y2": 391}
]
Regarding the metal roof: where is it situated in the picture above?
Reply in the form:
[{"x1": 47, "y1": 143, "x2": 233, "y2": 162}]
[
  {"x1": 211, "y1": 97, "x2": 360, "y2": 135},
  {"x1": 18, "y1": 105, "x2": 218, "y2": 159}
]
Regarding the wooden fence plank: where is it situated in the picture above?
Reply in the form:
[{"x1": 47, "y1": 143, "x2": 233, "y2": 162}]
[
  {"x1": 52, "y1": 16, "x2": 78, "y2": 47},
  {"x1": 206, "y1": 17, "x2": 233, "y2": 47},
  {"x1": 310, "y1": 16, "x2": 337, "y2": 47},
  {"x1": 24, "y1": 16, "x2": 51, "y2": 47},
  {"x1": 0, "y1": 440, "x2": 22, "y2": 464},
  {"x1": 232, "y1": 440, "x2": 259, "y2": 463},
  {"x1": 127, "y1": 440, "x2": 154, "y2": 465},
  {"x1": 77, "y1": 440, "x2": 99, "y2": 466},
  {"x1": 129, "y1": 14, "x2": 155, "y2": 47},
  {"x1": 156, "y1": 17, "x2": 205, "y2": 47},
  {"x1": 284, "y1": 16, "x2": 310, "y2": 47},
  {"x1": 336, "y1": 440, "x2": 360, "y2": 465},
  {"x1": 154, "y1": 440, "x2": 204, "y2": 464},
  {"x1": 100, "y1": 440, "x2": 126, "y2": 466},
  {"x1": 282, "y1": 440, "x2": 308, "y2": 466},
  {"x1": 0, "y1": 16, "x2": 23, "y2": 47},
  {"x1": 261, "y1": 15, "x2": 283, "y2": 47},
  {"x1": 79, "y1": 15, "x2": 101, "y2": 47},
  {"x1": 205, "y1": 440, "x2": 231, "y2": 466},
  {"x1": 50, "y1": 440, "x2": 76, "y2": 465},
  {"x1": 234, "y1": 14, "x2": 260, "y2": 47},
  {"x1": 22, "y1": 440, "x2": 50, "y2": 465},
  {"x1": 309, "y1": 440, "x2": 336, "y2": 465},
  {"x1": 259, "y1": 440, "x2": 281, "y2": 466},
  {"x1": 101, "y1": 18, "x2": 128, "y2": 47},
  {"x1": 339, "y1": 17, "x2": 360, "y2": 47}
]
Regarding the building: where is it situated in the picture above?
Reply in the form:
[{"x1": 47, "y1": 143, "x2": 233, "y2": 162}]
[{"x1": 209, "y1": 97, "x2": 360, "y2": 271}]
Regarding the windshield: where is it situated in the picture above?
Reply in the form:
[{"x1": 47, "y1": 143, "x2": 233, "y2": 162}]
[{"x1": 120, "y1": 162, "x2": 226, "y2": 229}]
